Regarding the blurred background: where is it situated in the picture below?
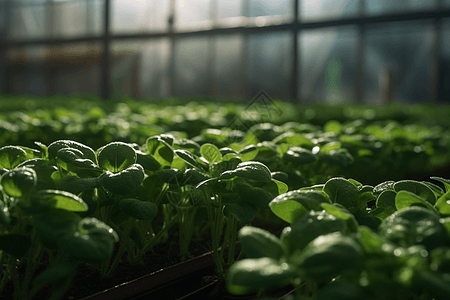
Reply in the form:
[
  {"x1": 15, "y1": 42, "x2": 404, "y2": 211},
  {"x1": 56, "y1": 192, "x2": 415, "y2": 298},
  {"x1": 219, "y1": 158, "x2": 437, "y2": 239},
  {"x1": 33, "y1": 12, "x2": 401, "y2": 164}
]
[{"x1": 0, "y1": 0, "x2": 450, "y2": 104}]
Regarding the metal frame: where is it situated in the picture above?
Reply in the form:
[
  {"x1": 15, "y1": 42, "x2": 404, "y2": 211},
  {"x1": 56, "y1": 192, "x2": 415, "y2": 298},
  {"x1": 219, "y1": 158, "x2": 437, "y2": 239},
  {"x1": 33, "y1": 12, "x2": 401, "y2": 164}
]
[{"x1": 1, "y1": 0, "x2": 450, "y2": 102}]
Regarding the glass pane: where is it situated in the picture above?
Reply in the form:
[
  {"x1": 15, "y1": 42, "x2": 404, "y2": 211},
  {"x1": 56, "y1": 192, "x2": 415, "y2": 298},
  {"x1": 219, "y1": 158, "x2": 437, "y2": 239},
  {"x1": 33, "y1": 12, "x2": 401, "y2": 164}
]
[
  {"x1": 139, "y1": 39, "x2": 171, "y2": 98},
  {"x1": 439, "y1": 20, "x2": 450, "y2": 103},
  {"x1": 91, "y1": 0, "x2": 103, "y2": 35},
  {"x1": 109, "y1": 42, "x2": 145, "y2": 98},
  {"x1": 247, "y1": 31, "x2": 293, "y2": 100},
  {"x1": 173, "y1": 37, "x2": 209, "y2": 96},
  {"x1": 218, "y1": 0, "x2": 242, "y2": 19},
  {"x1": 215, "y1": 34, "x2": 245, "y2": 98},
  {"x1": 0, "y1": 2, "x2": 6, "y2": 34},
  {"x1": 175, "y1": 0, "x2": 211, "y2": 29},
  {"x1": 300, "y1": 0, "x2": 360, "y2": 21},
  {"x1": 46, "y1": 43, "x2": 102, "y2": 96},
  {"x1": 364, "y1": 21, "x2": 434, "y2": 104},
  {"x1": 6, "y1": 46, "x2": 47, "y2": 96},
  {"x1": 112, "y1": 0, "x2": 169, "y2": 33},
  {"x1": 300, "y1": 27, "x2": 358, "y2": 103},
  {"x1": 248, "y1": 0, "x2": 292, "y2": 17},
  {"x1": 366, "y1": 0, "x2": 436, "y2": 15},
  {"x1": 9, "y1": 3, "x2": 46, "y2": 40},
  {"x1": 53, "y1": 0, "x2": 103, "y2": 37}
]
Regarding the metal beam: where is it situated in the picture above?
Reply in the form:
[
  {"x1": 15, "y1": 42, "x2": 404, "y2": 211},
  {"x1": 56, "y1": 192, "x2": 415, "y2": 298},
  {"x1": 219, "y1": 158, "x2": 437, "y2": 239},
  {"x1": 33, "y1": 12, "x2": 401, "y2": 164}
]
[
  {"x1": 4, "y1": 8, "x2": 450, "y2": 48},
  {"x1": 292, "y1": 0, "x2": 299, "y2": 103}
]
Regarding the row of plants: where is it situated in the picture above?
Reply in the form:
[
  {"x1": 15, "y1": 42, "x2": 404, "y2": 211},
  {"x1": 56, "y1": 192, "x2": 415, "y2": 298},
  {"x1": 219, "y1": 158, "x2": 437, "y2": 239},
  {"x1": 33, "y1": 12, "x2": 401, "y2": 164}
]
[
  {"x1": 1, "y1": 97, "x2": 449, "y2": 186},
  {"x1": 0, "y1": 136, "x2": 291, "y2": 299},
  {"x1": 228, "y1": 176, "x2": 450, "y2": 300},
  {"x1": 1, "y1": 95, "x2": 450, "y2": 299},
  {"x1": 2, "y1": 136, "x2": 450, "y2": 299},
  {"x1": 2, "y1": 95, "x2": 450, "y2": 146}
]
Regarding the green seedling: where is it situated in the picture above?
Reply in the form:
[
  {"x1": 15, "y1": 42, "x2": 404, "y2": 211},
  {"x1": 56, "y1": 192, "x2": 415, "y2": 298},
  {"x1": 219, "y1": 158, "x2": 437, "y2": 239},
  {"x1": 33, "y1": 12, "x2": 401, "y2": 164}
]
[{"x1": 228, "y1": 176, "x2": 450, "y2": 300}]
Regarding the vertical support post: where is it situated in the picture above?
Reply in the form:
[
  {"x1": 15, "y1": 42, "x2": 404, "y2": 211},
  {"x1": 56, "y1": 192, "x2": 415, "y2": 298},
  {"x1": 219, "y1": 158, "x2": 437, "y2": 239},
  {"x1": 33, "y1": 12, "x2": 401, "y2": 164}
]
[
  {"x1": 292, "y1": 0, "x2": 299, "y2": 103},
  {"x1": 380, "y1": 67, "x2": 395, "y2": 103},
  {"x1": 355, "y1": 0, "x2": 365, "y2": 104},
  {"x1": 101, "y1": 0, "x2": 111, "y2": 100}
]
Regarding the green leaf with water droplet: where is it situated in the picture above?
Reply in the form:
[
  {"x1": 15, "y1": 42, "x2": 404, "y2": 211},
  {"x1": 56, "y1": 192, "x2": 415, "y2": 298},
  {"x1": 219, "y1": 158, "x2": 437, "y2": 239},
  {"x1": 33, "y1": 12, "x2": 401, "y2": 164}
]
[
  {"x1": 220, "y1": 161, "x2": 272, "y2": 182},
  {"x1": 0, "y1": 146, "x2": 27, "y2": 169},
  {"x1": 394, "y1": 180, "x2": 436, "y2": 205},
  {"x1": 269, "y1": 190, "x2": 330, "y2": 224},
  {"x1": 379, "y1": 206, "x2": 447, "y2": 250},
  {"x1": 99, "y1": 164, "x2": 145, "y2": 195},
  {"x1": 323, "y1": 177, "x2": 360, "y2": 212},
  {"x1": 1, "y1": 167, "x2": 36, "y2": 197}
]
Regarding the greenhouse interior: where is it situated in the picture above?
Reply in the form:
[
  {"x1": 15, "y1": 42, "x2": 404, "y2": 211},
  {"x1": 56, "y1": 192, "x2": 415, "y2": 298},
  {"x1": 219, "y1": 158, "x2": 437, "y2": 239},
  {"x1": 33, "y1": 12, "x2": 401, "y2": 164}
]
[{"x1": 1, "y1": 1, "x2": 450, "y2": 300}]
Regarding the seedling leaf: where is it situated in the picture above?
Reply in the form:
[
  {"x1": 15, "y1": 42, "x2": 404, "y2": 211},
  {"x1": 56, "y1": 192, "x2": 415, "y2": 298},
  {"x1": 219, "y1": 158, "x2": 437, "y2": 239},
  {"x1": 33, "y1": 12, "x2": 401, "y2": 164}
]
[
  {"x1": 1, "y1": 167, "x2": 37, "y2": 197},
  {"x1": 395, "y1": 190, "x2": 437, "y2": 213},
  {"x1": 37, "y1": 189, "x2": 89, "y2": 212},
  {"x1": 99, "y1": 164, "x2": 145, "y2": 195},
  {"x1": 238, "y1": 226, "x2": 285, "y2": 260},
  {"x1": 394, "y1": 180, "x2": 436, "y2": 205},
  {"x1": 227, "y1": 257, "x2": 296, "y2": 295},
  {"x1": 0, "y1": 146, "x2": 27, "y2": 169},
  {"x1": 269, "y1": 190, "x2": 330, "y2": 224},
  {"x1": 200, "y1": 143, "x2": 222, "y2": 164},
  {"x1": 220, "y1": 161, "x2": 272, "y2": 182},
  {"x1": 119, "y1": 198, "x2": 158, "y2": 220},
  {"x1": 97, "y1": 142, "x2": 136, "y2": 172}
]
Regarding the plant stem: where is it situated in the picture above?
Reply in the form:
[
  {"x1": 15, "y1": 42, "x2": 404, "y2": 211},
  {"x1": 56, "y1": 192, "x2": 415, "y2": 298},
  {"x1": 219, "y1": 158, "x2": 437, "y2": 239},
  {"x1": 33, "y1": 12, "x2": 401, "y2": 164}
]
[
  {"x1": 142, "y1": 215, "x2": 177, "y2": 254},
  {"x1": 178, "y1": 205, "x2": 196, "y2": 260},
  {"x1": 225, "y1": 215, "x2": 238, "y2": 267},
  {"x1": 0, "y1": 251, "x2": 8, "y2": 294},
  {"x1": 21, "y1": 234, "x2": 45, "y2": 298},
  {"x1": 203, "y1": 187, "x2": 226, "y2": 278},
  {"x1": 10, "y1": 256, "x2": 22, "y2": 300}
]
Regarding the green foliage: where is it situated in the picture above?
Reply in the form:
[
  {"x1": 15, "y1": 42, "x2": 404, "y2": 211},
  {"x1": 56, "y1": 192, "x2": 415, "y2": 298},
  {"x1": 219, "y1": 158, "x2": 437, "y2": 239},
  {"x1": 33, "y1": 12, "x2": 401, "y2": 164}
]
[
  {"x1": 97, "y1": 142, "x2": 136, "y2": 172},
  {"x1": 0, "y1": 146, "x2": 27, "y2": 169},
  {"x1": 269, "y1": 190, "x2": 330, "y2": 224},
  {"x1": 231, "y1": 176, "x2": 450, "y2": 300},
  {"x1": 1, "y1": 96, "x2": 450, "y2": 299},
  {"x1": 220, "y1": 161, "x2": 272, "y2": 182},
  {"x1": 1, "y1": 167, "x2": 37, "y2": 197},
  {"x1": 98, "y1": 164, "x2": 145, "y2": 195}
]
